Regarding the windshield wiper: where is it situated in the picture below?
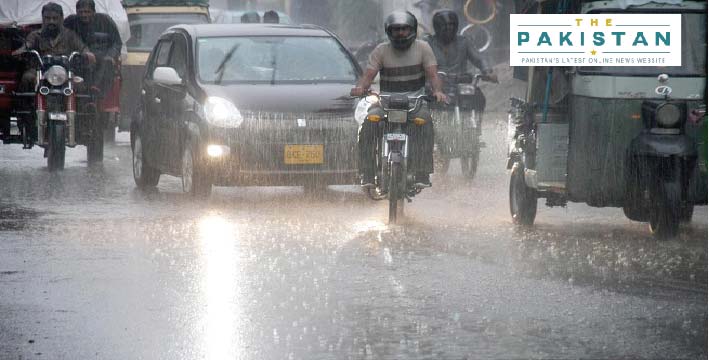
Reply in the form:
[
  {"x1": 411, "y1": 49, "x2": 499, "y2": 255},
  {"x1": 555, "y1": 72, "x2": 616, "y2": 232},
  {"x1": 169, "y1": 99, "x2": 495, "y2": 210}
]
[
  {"x1": 214, "y1": 44, "x2": 239, "y2": 85},
  {"x1": 270, "y1": 43, "x2": 278, "y2": 85}
]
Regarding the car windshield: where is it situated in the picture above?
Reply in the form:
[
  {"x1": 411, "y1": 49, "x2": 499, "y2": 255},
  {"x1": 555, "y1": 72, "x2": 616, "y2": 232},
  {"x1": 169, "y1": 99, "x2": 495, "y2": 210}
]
[
  {"x1": 196, "y1": 36, "x2": 357, "y2": 84},
  {"x1": 579, "y1": 12, "x2": 707, "y2": 76},
  {"x1": 126, "y1": 13, "x2": 209, "y2": 52}
]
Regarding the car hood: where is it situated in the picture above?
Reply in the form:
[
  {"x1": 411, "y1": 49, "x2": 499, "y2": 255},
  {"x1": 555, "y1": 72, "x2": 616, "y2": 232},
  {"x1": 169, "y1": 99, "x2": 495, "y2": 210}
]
[{"x1": 201, "y1": 83, "x2": 356, "y2": 114}]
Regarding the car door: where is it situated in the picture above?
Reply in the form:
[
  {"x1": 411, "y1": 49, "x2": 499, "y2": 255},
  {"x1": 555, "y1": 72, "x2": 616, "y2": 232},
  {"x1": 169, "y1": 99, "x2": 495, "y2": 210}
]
[
  {"x1": 160, "y1": 33, "x2": 190, "y2": 172},
  {"x1": 142, "y1": 37, "x2": 173, "y2": 170}
]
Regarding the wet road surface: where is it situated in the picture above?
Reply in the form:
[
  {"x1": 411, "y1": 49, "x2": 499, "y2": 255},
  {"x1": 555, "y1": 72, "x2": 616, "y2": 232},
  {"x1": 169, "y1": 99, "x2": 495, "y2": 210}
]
[{"x1": 0, "y1": 117, "x2": 706, "y2": 359}]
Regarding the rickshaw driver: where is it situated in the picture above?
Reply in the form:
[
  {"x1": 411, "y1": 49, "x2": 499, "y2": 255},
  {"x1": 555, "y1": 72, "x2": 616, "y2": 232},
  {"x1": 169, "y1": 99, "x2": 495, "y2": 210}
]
[
  {"x1": 64, "y1": 0, "x2": 122, "y2": 97},
  {"x1": 351, "y1": 11, "x2": 448, "y2": 188},
  {"x1": 13, "y1": 2, "x2": 96, "y2": 94}
]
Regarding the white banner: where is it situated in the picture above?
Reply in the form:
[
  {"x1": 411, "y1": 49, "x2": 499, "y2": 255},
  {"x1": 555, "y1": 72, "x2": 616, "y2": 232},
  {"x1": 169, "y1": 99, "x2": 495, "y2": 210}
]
[{"x1": 510, "y1": 14, "x2": 682, "y2": 66}]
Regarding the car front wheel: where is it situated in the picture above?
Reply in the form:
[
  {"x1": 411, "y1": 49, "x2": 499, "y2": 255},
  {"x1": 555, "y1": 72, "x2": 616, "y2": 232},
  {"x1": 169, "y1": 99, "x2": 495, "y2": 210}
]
[
  {"x1": 182, "y1": 141, "x2": 212, "y2": 198},
  {"x1": 132, "y1": 132, "x2": 160, "y2": 188}
]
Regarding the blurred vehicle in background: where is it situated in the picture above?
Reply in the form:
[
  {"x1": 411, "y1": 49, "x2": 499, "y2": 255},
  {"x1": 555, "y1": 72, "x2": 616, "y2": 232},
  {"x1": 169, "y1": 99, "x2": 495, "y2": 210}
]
[
  {"x1": 119, "y1": 0, "x2": 209, "y2": 133},
  {"x1": 209, "y1": 9, "x2": 292, "y2": 24},
  {"x1": 131, "y1": 24, "x2": 361, "y2": 197}
]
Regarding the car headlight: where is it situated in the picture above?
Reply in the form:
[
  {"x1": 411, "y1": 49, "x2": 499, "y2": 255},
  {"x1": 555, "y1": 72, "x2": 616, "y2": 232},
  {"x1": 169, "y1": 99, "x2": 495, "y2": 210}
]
[
  {"x1": 45, "y1": 65, "x2": 68, "y2": 86},
  {"x1": 656, "y1": 103, "x2": 681, "y2": 128},
  {"x1": 204, "y1": 96, "x2": 243, "y2": 128}
]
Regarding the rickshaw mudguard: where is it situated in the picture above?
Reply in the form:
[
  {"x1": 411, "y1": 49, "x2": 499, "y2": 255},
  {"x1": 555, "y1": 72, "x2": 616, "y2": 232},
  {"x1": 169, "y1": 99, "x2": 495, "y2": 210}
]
[
  {"x1": 628, "y1": 133, "x2": 698, "y2": 158},
  {"x1": 627, "y1": 133, "x2": 707, "y2": 204}
]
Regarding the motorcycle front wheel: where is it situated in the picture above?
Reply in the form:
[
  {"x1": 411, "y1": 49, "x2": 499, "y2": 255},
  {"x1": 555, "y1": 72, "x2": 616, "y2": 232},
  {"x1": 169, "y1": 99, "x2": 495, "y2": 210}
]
[
  {"x1": 47, "y1": 121, "x2": 66, "y2": 172},
  {"x1": 462, "y1": 111, "x2": 482, "y2": 179},
  {"x1": 461, "y1": 149, "x2": 480, "y2": 179},
  {"x1": 388, "y1": 161, "x2": 403, "y2": 224}
]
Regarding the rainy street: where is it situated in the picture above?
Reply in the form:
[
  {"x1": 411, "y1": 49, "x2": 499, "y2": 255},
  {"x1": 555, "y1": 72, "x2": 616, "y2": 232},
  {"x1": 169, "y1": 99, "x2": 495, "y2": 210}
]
[{"x1": 0, "y1": 117, "x2": 705, "y2": 359}]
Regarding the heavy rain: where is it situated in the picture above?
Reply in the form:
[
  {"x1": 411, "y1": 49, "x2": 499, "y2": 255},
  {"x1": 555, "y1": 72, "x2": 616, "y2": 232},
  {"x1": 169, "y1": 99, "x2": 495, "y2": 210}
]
[{"x1": 0, "y1": 0, "x2": 707, "y2": 359}]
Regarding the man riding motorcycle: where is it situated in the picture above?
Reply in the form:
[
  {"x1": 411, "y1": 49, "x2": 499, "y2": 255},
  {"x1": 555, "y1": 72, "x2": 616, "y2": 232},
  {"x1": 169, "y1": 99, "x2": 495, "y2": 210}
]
[
  {"x1": 425, "y1": 10, "x2": 496, "y2": 85},
  {"x1": 351, "y1": 11, "x2": 447, "y2": 188},
  {"x1": 64, "y1": 0, "x2": 121, "y2": 97},
  {"x1": 12, "y1": 2, "x2": 95, "y2": 144},
  {"x1": 424, "y1": 9, "x2": 497, "y2": 176},
  {"x1": 14, "y1": 2, "x2": 95, "y2": 93}
]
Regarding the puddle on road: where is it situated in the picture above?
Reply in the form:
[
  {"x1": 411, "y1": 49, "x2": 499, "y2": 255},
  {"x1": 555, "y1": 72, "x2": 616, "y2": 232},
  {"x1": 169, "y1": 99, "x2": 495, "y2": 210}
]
[{"x1": 0, "y1": 204, "x2": 42, "y2": 231}]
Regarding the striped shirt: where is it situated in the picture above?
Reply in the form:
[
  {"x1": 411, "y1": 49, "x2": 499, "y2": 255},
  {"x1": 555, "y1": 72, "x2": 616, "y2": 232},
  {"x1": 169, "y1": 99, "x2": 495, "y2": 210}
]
[{"x1": 367, "y1": 40, "x2": 437, "y2": 93}]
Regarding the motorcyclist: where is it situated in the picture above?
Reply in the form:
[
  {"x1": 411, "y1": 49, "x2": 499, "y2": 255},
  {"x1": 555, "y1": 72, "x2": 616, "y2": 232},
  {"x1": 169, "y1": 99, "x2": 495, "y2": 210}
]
[
  {"x1": 263, "y1": 10, "x2": 280, "y2": 24},
  {"x1": 63, "y1": 0, "x2": 122, "y2": 97},
  {"x1": 241, "y1": 11, "x2": 261, "y2": 23},
  {"x1": 425, "y1": 9, "x2": 497, "y2": 87},
  {"x1": 351, "y1": 11, "x2": 447, "y2": 188},
  {"x1": 13, "y1": 2, "x2": 95, "y2": 93},
  {"x1": 424, "y1": 9, "x2": 496, "y2": 158}
]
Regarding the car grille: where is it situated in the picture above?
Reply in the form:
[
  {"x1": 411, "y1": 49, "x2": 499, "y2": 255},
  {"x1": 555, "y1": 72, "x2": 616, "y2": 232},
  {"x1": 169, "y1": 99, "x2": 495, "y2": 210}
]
[{"x1": 225, "y1": 110, "x2": 359, "y2": 172}]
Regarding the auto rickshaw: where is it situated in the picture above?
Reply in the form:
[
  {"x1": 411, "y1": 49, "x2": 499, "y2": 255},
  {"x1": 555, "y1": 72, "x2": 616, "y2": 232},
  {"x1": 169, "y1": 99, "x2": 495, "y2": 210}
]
[
  {"x1": 507, "y1": 0, "x2": 707, "y2": 238},
  {"x1": 118, "y1": 0, "x2": 210, "y2": 133}
]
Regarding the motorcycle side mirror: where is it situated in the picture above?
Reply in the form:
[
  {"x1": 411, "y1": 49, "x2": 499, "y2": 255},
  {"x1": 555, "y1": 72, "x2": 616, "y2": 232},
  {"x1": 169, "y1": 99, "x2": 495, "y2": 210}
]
[
  {"x1": 457, "y1": 73, "x2": 473, "y2": 84},
  {"x1": 153, "y1": 66, "x2": 183, "y2": 86}
]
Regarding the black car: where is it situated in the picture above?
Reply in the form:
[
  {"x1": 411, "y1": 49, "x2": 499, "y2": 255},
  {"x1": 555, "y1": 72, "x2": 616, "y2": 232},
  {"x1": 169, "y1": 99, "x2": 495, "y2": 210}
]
[{"x1": 131, "y1": 24, "x2": 362, "y2": 196}]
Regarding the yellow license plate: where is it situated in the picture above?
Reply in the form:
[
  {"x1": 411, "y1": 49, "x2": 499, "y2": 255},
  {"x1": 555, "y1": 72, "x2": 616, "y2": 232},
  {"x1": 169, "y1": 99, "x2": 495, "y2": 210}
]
[{"x1": 284, "y1": 144, "x2": 324, "y2": 164}]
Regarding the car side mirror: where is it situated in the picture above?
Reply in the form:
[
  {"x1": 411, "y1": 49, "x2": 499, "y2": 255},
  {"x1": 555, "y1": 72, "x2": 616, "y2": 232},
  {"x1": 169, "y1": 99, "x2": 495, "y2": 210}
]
[{"x1": 153, "y1": 66, "x2": 182, "y2": 86}]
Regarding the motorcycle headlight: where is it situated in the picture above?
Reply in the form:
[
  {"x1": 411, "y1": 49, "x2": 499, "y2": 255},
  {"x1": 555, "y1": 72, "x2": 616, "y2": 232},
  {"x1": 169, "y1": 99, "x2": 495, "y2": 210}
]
[
  {"x1": 204, "y1": 96, "x2": 243, "y2": 128},
  {"x1": 656, "y1": 103, "x2": 681, "y2": 128},
  {"x1": 45, "y1": 65, "x2": 68, "y2": 86},
  {"x1": 365, "y1": 94, "x2": 380, "y2": 104},
  {"x1": 458, "y1": 84, "x2": 476, "y2": 95},
  {"x1": 354, "y1": 98, "x2": 370, "y2": 125}
]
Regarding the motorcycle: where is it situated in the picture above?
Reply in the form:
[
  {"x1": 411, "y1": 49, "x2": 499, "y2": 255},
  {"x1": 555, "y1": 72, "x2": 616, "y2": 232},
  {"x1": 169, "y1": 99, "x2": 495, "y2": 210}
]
[
  {"x1": 355, "y1": 91, "x2": 432, "y2": 223},
  {"x1": 433, "y1": 72, "x2": 487, "y2": 178},
  {"x1": 12, "y1": 50, "x2": 103, "y2": 171}
]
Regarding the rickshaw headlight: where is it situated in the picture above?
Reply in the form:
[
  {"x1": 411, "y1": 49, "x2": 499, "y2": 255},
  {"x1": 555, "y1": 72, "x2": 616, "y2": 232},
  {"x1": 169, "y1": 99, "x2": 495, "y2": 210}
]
[
  {"x1": 656, "y1": 103, "x2": 681, "y2": 128},
  {"x1": 45, "y1": 65, "x2": 68, "y2": 86}
]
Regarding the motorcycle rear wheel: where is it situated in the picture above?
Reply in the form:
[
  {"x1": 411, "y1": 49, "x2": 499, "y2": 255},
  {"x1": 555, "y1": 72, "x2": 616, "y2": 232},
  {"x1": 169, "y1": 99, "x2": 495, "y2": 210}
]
[{"x1": 47, "y1": 121, "x2": 66, "y2": 172}]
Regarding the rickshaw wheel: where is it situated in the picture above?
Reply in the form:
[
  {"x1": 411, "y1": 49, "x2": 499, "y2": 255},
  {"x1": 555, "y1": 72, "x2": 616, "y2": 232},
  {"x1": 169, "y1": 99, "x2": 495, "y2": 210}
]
[
  {"x1": 649, "y1": 181, "x2": 681, "y2": 239},
  {"x1": 510, "y1": 163, "x2": 537, "y2": 226},
  {"x1": 47, "y1": 121, "x2": 66, "y2": 172},
  {"x1": 679, "y1": 205, "x2": 694, "y2": 223}
]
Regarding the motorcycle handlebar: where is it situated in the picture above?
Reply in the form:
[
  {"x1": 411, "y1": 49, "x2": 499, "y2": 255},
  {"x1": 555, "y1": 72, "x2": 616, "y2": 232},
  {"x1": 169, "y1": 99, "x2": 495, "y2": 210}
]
[{"x1": 68, "y1": 51, "x2": 81, "y2": 64}]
